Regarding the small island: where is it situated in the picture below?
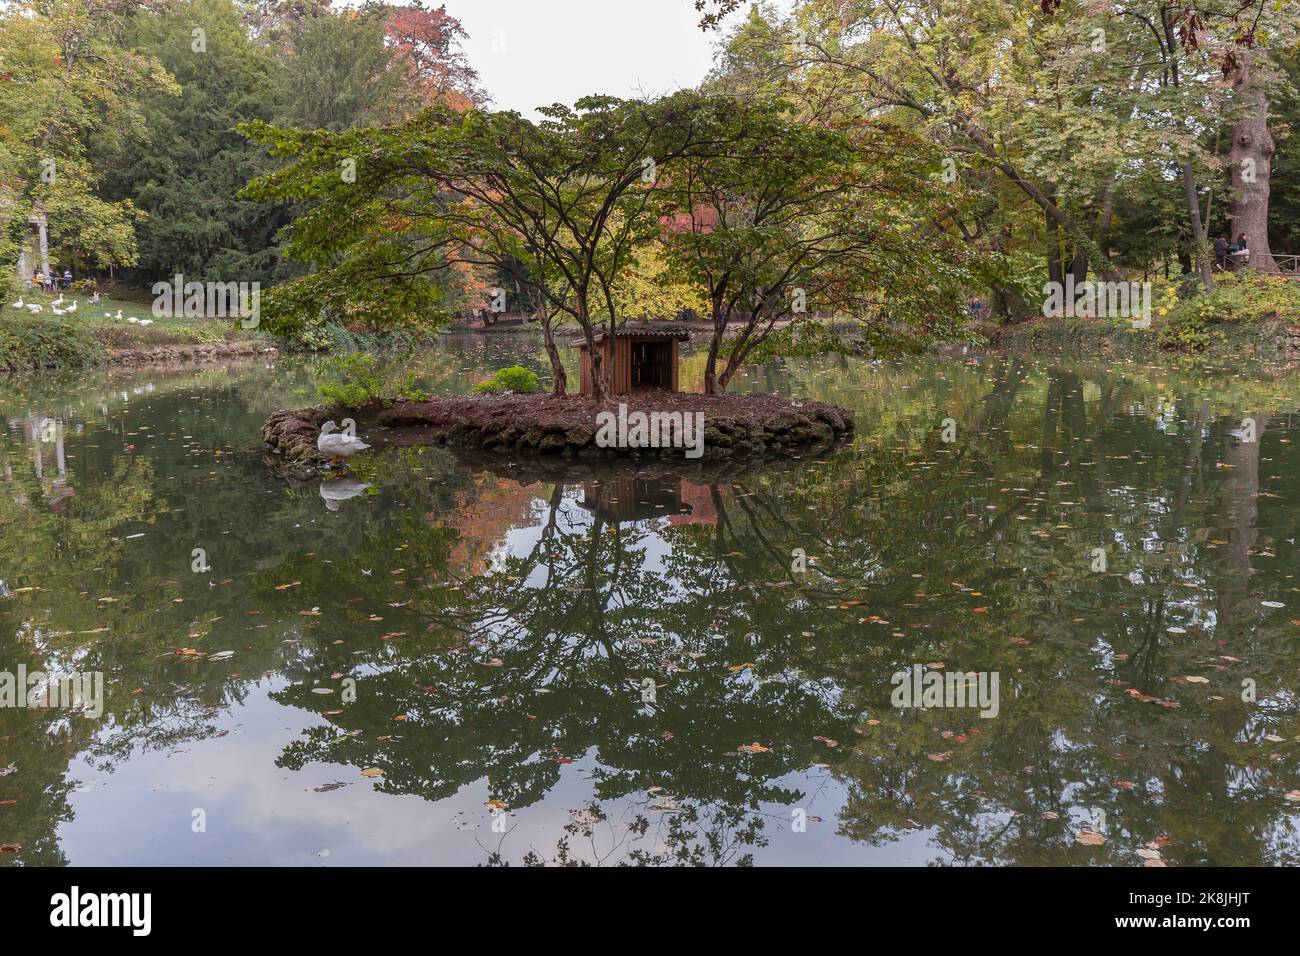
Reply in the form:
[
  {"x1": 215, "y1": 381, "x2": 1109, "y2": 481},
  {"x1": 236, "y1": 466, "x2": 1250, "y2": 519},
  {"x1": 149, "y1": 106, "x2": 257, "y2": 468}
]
[{"x1": 262, "y1": 324, "x2": 854, "y2": 480}]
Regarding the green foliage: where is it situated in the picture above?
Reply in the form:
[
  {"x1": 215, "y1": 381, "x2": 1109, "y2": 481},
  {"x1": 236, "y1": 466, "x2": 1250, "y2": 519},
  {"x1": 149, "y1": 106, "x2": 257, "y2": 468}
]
[
  {"x1": 314, "y1": 351, "x2": 429, "y2": 406},
  {"x1": 99, "y1": 0, "x2": 294, "y2": 287},
  {"x1": 471, "y1": 365, "x2": 542, "y2": 394},
  {"x1": 0, "y1": 316, "x2": 104, "y2": 371},
  {"x1": 1160, "y1": 272, "x2": 1300, "y2": 350},
  {"x1": 0, "y1": 0, "x2": 176, "y2": 275}
]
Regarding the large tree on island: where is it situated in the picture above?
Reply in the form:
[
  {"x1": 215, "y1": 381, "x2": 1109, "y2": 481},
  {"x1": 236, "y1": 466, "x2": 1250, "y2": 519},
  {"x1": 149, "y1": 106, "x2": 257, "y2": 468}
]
[{"x1": 244, "y1": 92, "x2": 737, "y2": 399}]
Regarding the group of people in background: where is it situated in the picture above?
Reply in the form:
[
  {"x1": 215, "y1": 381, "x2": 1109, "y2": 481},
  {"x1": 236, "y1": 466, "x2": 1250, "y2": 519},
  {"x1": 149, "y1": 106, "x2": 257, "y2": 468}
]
[
  {"x1": 29, "y1": 268, "x2": 73, "y2": 291},
  {"x1": 1213, "y1": 233, "x2": 1250, "y2": 271}
]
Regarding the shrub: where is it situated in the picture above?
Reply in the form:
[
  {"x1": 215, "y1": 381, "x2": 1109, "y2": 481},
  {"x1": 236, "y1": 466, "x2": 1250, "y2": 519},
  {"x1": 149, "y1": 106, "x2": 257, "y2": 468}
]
[
  {"x1": 0, "y1": 316, "x2": 104, "y2": 371},
  {"x1": 314, "y1": 352, "x2": 429, "y2": 406},
  {"x1": 472, "y1": 365, "x2": 542, "y2": 394},
  {"x1": 1160, "y1": 272, "x2": 1300, "y2": 349}
]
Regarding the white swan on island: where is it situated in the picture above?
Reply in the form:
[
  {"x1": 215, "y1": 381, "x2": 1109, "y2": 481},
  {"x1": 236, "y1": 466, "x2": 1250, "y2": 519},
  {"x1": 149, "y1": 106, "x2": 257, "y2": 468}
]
[{"x1": 317, "y1": 419, "x2": 370, "y2": 463}]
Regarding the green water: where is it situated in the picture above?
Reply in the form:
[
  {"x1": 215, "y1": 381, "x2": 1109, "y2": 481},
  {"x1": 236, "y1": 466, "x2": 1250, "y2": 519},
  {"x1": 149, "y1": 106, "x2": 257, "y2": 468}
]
[{"x1": 2, "y1": 336, "x2": 1299, "y2": 866}]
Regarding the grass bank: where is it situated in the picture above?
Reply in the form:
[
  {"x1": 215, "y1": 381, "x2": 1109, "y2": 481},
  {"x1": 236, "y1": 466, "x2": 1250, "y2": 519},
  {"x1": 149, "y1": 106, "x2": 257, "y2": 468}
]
[
  {"x1": 1, "y1": 290, "x2": 274, "y2": 372},
  {"x1": 987, "y1": 273, "x2": 1300, "y2": 360}
]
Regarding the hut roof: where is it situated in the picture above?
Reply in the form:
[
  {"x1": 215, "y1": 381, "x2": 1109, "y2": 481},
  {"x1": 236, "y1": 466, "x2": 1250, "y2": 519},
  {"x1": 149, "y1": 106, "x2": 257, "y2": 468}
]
[{"x1": 568, "y1": 321, "x2": 691, "y2": 348}]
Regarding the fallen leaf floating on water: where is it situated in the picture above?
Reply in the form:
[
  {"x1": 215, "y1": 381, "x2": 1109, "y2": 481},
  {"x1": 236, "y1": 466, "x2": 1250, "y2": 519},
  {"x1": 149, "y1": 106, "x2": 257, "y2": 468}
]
[
  {"x1": 313, "y1": 782, "x2": 348, "y2": 793},
  {"x1": 738, "y1": 742, "x2": 770, "y2": 754},
  {"x1": 275, "y1": 582, "x2": 301, "y2": 590},
  {"x1": 1125, "y1": 688, "x2": 1181, "y2": 708},
  {"x1": 485, "y1": 799, "x2": 508, "y2": 811},
  {"x1": 1285, "y1": 791, "x2": 1300, "y2": 803},
  {"x1": 208, "y1": 650, "x2": 235, "y2": 662},
  {"x1": 728, "y1": 662, "x2": 755, "y2": 672},
  {"x1": 1076, "y1": 828, "x2": 1106, "y2": 846},
  {"x1": 360, "y1": 768, "x2": 383, "y2": 778},
  {"x1": 813, "y1": 736, "x2": 839, "y2": 747},
  {"x1": 1184, "y1": 676, "x2": 1209, "y2": 684}
]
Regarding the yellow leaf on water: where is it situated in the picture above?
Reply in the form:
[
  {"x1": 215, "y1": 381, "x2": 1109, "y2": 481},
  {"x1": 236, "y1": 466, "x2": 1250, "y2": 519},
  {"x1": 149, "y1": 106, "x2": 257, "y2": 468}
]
[
  {"x1": 360, "y1": 768, "x2": 383, "y2": 778},
  {"x1": 1076, "y1": 829, "x2": 1106, "y2": 846}
]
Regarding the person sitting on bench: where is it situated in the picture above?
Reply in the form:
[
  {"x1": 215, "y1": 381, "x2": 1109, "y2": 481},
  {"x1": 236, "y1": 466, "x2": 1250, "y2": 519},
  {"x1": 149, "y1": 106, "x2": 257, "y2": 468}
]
[{"x1": 1229, "y1": 234, "x2": 1250, "y2": 268}]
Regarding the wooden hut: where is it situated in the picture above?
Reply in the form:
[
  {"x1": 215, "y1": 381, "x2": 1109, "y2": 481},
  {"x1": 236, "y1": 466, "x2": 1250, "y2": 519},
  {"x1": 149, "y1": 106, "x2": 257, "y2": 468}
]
[{"x1": 571, "y1": 322, "x2": 690, "y2": 397}]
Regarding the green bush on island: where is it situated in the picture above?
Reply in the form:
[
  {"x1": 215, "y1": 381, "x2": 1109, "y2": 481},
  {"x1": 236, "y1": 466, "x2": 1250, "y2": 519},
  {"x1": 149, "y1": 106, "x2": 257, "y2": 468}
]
[
  {"x1": 315, "y1": 352, "x2": 429, "y2": 407},
  {"x1": 471, "y1": 366, "x2": 542, "y2": 395},
  {"x1": 1160, "y1": 272, "x2": 1300, "y2": 350}
]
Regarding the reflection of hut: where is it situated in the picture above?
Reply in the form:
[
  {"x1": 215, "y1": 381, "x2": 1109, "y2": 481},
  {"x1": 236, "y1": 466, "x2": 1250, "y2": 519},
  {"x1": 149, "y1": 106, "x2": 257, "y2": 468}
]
[
  {"x1": 666, "y1": 481, "x2": 718, "y2": 527},
  {"x1": 579, "y1": 477, "x2": 685, "y2": 524},
  {"x1": 570, "y1": 322, "x2": 690, "y2": 397}
]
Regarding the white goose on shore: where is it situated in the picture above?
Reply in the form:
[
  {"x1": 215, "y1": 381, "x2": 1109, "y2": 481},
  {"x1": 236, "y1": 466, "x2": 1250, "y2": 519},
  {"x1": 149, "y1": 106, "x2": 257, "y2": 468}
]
[{"x1": 317, "y1": 419, "x2": 370, "y2": 464}]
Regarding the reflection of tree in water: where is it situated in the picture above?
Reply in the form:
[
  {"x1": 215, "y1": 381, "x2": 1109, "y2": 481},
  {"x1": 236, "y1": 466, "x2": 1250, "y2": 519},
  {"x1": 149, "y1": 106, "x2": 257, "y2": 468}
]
[
  {"x1": 6, "y1": 357, "x2": 1300, "y2": 866},
  {"x1": 483, "y1": 798, "x2": 769, "y2": 867},
  {"x1": 253, "y1": 360, "x2": 1300, "y2": 865}
]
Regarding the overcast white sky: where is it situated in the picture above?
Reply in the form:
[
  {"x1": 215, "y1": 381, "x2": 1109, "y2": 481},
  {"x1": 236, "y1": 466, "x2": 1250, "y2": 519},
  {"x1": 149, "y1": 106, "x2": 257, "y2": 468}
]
[{"x1": 437, "y1": 0, "x2": 752, "y2": 117}]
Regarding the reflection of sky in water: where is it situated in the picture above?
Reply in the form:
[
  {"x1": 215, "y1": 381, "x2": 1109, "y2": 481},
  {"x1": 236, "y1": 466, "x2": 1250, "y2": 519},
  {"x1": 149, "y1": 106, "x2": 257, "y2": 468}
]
[{"x1": 3, "y1": 345, "x2": 1300, "y2": 866}]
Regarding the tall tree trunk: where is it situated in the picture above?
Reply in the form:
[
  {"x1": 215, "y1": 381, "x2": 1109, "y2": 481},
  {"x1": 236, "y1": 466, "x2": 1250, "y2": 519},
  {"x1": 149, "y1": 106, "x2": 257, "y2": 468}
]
[
  {"x1": 1181, "y1": 164, "x2": 1214, "y2": 289},
  {"x1": 579, "y1": 307, "x2": 607, "y2": 402},
  {"x1": 536, "y1": 300, "x2": 567, "y2": 396},
  {"x1": 992, "y1": 225, "x2": 1035, "y2": 323},
  {"x1": 703, "y1": 294, "x2": 726, "y2": 395},
  {"x1": 1161, "y1": 7, "x2": 1214, "y2": 291},
  {"x1": 1229, "y1": 52, "x2": 1278, "y2": 273},
  {"x1": 1046, "y1": 206, "x2": 1064, "y2": 289}
]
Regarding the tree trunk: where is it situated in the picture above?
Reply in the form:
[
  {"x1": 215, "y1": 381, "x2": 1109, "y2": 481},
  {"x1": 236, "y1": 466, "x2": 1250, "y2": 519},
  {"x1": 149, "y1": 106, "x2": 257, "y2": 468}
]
[
  {"x1": 1181, "y1": 164, "x2": 1214, "y2": 290},
  {"x1": 536, "y1": 300, "x2": 567, "y2": 396},
  {"x1": 992, "y1": 224, "x2": 1035, "y2": 323},
  {"x1": 703, "y1": 295, "x2": 725, "y2": 395},
  {"x1": 577, "y1": 305, "x2": 607, "y2": 402},
  {"x1": 1229, "y1": 52, "x2": 1278, "y2": 273}
]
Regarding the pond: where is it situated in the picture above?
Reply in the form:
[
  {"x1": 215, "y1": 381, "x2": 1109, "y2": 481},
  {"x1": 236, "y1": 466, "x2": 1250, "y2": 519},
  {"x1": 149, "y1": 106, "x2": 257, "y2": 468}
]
[{"x1": 2, "y1": 335, "x2": 1299, "y2": 866}]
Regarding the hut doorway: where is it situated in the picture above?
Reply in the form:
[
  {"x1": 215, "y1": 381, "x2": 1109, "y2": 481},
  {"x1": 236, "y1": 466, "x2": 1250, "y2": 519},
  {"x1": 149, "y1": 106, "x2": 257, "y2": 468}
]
[{"x1": 630, "y1": 340, "x2": 673, "y2": 391}]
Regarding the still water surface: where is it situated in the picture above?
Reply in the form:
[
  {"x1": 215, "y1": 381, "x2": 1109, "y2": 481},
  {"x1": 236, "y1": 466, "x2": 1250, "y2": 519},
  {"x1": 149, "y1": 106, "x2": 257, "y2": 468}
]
[{"x1": 2, "y1": 336, "x2": 1300, "y2": 865}]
